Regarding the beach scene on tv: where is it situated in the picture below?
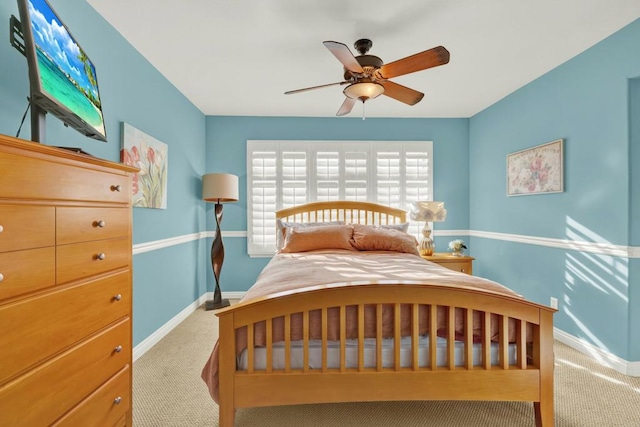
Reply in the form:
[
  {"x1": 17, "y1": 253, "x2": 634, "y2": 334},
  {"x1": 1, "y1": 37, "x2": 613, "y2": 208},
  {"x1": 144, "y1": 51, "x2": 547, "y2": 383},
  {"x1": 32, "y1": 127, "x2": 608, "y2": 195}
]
[{"x1": 28, "y1": 0, "x2": 105, "y2": 138}]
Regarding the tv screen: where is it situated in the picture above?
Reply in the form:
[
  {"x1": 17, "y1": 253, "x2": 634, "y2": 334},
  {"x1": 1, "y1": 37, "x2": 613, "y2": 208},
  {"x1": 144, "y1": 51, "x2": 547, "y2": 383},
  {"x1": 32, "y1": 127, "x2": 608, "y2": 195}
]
[{"x1": 17, "y1": 0, "x2": 106, "y2": 142}]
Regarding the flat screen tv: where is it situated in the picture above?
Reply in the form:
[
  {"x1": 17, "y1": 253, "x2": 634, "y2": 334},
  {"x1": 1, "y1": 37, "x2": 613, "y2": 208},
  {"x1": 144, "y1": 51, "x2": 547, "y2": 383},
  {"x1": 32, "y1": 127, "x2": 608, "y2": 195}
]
[{"x1": 16, "y1": 0, "x2": 106, "y2": 142}]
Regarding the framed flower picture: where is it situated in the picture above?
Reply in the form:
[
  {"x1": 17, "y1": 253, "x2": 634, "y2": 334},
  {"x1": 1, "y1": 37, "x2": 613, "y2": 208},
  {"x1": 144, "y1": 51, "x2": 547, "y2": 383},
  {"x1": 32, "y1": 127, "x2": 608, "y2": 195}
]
[
  {"x1": 507, "y1": 139, "x2": 564, "y2": 196},
  {"x1": 120, "y1": 122, "x2": 168, "y2": 209}
]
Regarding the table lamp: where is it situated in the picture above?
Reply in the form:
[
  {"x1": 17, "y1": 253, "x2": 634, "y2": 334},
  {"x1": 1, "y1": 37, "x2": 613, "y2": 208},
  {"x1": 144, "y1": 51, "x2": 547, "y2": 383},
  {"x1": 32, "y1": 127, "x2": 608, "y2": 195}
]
[{"x1": 410, "y1": 201, "x2": 447, "y2": 256}]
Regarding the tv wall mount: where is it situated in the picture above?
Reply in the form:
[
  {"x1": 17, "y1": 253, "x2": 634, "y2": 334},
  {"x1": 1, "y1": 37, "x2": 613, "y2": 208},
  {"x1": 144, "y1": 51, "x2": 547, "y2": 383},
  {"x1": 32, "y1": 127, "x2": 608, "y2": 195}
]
[{"x1": 10, "y1": 15, "x2": 26, "y2": 58}]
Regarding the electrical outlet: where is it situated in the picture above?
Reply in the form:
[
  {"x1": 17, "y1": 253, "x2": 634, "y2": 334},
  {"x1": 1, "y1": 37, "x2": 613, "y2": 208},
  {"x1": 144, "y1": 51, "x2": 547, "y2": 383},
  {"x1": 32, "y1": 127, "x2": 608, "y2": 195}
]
[{"x1": 550, "y1": 297, "x2": 558, "y2": 309}]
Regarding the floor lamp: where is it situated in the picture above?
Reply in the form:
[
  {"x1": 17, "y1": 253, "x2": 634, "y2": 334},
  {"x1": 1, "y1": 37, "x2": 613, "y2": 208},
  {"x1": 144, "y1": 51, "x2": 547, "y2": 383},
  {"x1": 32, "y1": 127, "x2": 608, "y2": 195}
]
[{"x1": 202, "y1": 173, "x2": 239, "y2": 310}]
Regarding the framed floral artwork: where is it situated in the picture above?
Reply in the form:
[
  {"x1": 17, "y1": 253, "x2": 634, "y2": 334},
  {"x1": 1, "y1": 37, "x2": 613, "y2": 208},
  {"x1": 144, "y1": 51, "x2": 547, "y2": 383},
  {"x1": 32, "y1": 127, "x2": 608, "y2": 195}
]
[
  {"x1": 120, "y1": 122, "x2": 168, "y2": 209},
  {"x1": 507, "y1": 139, "x2": 563, "y2": 196}
]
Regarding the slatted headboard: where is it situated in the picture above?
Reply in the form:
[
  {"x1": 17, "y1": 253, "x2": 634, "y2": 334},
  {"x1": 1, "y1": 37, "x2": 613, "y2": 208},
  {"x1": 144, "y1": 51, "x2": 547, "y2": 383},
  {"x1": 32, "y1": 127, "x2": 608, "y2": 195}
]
[{"x1": 276, "y1": 201, "x2": 406, "y2": 225}]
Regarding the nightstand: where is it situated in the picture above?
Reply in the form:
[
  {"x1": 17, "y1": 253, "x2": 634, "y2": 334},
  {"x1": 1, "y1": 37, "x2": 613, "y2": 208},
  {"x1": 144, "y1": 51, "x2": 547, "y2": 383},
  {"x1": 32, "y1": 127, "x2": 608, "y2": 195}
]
[{"x1": 421, "y1": 253, "x2": 475, "y2": 275}]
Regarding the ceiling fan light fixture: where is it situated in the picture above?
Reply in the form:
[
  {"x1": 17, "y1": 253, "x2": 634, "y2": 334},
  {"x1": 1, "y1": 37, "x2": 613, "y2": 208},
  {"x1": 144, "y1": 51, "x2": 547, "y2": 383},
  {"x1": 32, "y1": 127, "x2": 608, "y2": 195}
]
[{"x1": 343, "y1": 82, "x2": 385, "y2": 101}]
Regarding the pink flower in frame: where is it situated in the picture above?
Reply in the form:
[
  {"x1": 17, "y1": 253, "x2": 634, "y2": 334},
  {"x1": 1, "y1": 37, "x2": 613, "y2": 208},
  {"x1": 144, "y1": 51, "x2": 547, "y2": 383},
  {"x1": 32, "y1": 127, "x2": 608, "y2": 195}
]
[
  {"x1": 147, "y1": 146, "x2": 156, "y2": 165},
  {"x1": 121, "y1": 123, "x2": 168, "y2": 209}
]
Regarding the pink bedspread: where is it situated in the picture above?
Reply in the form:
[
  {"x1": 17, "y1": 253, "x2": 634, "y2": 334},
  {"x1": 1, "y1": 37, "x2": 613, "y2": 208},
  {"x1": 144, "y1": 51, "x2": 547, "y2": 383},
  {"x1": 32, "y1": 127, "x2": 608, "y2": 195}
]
[{"x1": 201, "y1": 250, "x2": 523, "y2": 403}]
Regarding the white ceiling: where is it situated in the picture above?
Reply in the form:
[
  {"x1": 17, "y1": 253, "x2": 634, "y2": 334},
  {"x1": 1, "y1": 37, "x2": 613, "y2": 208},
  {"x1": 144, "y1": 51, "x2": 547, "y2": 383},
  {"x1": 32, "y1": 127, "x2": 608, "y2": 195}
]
[{"x1": 88, "y1": 0, "x2": 640, "y2": 118}]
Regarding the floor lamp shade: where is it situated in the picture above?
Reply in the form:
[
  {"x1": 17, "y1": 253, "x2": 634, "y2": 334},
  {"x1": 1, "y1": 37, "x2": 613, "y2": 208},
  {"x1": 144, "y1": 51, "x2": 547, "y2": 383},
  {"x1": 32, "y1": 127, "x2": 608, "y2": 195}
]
[
  {"x1": 202, "y1": 173, "x2": 239, "y2": 203},
  {"x1": 202, "y1": 173, "x2": 239, "y2": 310}
]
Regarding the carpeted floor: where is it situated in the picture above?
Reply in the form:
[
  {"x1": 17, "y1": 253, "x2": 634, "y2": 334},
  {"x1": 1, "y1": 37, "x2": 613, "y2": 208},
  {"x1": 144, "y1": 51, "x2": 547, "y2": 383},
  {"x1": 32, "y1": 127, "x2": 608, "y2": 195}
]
[{"x1": 133, "y1": 304, "x2": 640, "y2": 426}]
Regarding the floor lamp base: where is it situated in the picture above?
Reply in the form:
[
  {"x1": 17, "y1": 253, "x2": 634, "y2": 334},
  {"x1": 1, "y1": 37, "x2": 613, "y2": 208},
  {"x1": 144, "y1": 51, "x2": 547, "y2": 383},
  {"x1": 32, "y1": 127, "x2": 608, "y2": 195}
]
[{"x1": 205, "y1": 298, "x2": 230, "y2": 311}]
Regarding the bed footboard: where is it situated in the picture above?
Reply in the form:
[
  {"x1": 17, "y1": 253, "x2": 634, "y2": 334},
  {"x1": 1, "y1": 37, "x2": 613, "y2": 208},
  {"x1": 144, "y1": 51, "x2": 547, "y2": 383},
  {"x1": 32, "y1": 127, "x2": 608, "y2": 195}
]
[{"x1": 216, "y1": 282, "x2": 555, "y2": 427}]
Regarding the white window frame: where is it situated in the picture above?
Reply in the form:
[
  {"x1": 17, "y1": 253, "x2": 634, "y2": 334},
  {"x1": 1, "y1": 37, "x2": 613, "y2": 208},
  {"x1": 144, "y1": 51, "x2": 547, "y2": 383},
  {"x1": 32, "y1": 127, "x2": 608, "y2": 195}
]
[{"x1": 247, "y1": 140, "x2": 433, "y2": 256}]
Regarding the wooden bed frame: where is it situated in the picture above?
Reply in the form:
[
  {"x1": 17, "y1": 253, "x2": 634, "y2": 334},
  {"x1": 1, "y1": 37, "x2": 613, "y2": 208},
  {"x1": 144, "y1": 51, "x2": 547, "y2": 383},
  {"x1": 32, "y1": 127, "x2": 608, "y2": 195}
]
[{"x1": 215, "y1": 201, "x2": 556, "y2": 426}]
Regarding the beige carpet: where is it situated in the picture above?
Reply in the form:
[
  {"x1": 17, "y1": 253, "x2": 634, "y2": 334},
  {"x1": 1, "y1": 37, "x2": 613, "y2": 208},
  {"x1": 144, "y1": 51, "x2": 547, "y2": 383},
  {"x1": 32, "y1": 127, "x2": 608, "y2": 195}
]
[{"x1": 133, "y1": 304, "x2": 640, "y2": 426}]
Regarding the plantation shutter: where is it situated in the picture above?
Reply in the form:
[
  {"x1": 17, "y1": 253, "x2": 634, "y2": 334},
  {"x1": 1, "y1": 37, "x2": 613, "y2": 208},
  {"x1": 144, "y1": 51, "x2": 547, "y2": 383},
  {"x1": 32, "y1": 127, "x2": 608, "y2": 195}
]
[
  {"x1": 280, "y1": 143, "x2": 308, "y2": 208},
  {"x1": 405, "y1": 149, "x2": 431, "y2": 203},
  {"x1": 247, "y1": 140, "x2": 433, "y2": 256},
  {"x1": 247, "y1": 143, "x2": 277, "y2": 253},
  {"x1": 375, "y1": 148, "x2": 402, "y2": 208},
  {"x1": 315, "y1": 147, "x2": 340, "y2": 201},
  {"x1": 343, "y1": 143, "x2": 368, "y2": 201}
]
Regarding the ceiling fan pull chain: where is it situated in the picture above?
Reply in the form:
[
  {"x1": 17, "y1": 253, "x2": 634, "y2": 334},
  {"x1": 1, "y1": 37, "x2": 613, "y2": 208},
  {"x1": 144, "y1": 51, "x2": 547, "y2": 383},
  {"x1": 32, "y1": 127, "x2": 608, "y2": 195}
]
[{"x1": 362, "y1": 101, "x2": 366, "y2": 120}]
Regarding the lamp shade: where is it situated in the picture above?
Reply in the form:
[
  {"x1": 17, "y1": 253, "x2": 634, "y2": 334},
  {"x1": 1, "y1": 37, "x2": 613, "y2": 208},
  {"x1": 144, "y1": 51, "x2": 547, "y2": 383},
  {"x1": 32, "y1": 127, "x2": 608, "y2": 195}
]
[
  {"x1": 202, "y1": 173, "x2": 239, "y2": 203},
  {"x1": 343, "y1": 82, "x2": 385, "y2": 101},
  {"x1": 410, "y1": 201, "x2": 447, "y2": 222}
]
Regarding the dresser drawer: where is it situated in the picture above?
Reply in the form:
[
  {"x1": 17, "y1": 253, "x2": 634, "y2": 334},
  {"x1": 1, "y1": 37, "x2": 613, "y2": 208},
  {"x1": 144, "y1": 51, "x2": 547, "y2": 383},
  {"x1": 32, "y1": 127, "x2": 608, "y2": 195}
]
[
  {"x1": 0, "y1": 247, "x2": 55, "y2": 300},
  {"x1": 0, "y1": 319, "x2": 130, "y2": 426},
  {"x1": 57, "y1": 237, "x2": 131, "y2": 284},
  {"x1": 0, "y1": 270, "x2": 130, "y2": 384},
  {"x1": 113, "y1": 415, "x2": 127, "y2": 427},
  {"x1": 440, "y1": 261, "x2": 473, "y2": 275},
  {"x1": 0, "y1": 205, "x2": 54, "y2": 252},
  {"x1": 53, "y1": 366, "x2": 131, "y2": 427},
  {"x1": 0, "y1": 150, "x2": 130, "y2": 204},
  {"x1": 57, "y1": 207, "x2": 130, "y2": 245}
]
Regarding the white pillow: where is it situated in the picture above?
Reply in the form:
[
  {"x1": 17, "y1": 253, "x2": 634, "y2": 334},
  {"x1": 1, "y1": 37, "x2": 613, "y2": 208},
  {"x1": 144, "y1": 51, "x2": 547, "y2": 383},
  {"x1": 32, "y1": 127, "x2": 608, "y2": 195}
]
[{"x1": 378, "y1": 222, "x2": 410, "y2": 233}]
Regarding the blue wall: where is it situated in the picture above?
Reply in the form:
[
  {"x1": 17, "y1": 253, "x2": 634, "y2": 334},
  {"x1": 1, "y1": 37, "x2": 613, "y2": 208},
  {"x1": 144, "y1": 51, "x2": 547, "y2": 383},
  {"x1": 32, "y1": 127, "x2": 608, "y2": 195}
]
[
  {"x1": 204, "y1": 116, "x2": 470, "y2": 291},
  {"x1": 2, "y1": 2, "x2": 638, "y2": 363},
  {"x1": 469, "y1": 19, "x2": 640, "y2": 360},
  {"x1": 629, "y1": 78, "x2": 640, "y2": 360},
  {"x1": 0, "y1": 0, "x2": 208, "y2": 346}
]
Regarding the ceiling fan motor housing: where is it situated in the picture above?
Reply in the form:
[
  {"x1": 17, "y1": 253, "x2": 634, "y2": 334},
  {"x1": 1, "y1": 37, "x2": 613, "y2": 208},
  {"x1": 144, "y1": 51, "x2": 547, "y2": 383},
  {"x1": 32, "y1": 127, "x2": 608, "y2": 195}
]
[{"x1": 343, "y1": 55, "x2": 384, "y2": 80}]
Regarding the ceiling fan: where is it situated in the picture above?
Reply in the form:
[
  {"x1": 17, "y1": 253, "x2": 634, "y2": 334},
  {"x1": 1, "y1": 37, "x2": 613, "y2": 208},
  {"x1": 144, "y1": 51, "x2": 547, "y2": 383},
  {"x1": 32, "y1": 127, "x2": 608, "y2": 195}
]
[{"x1": 285, "y1": 39, "x2": 450, "y2": 117}]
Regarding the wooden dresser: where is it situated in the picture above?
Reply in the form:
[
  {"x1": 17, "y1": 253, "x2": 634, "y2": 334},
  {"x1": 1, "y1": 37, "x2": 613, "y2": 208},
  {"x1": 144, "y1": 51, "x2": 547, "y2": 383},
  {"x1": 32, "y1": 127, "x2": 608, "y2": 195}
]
[{"x1": 0, "y1": 134, "x2": 137, "y2": 426}]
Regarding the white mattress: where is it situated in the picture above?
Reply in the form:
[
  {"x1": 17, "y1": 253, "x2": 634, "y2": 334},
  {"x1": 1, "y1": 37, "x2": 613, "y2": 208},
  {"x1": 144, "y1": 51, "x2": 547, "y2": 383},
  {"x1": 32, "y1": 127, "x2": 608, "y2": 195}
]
[{"x1": 238, "y1": 335, "x2": 517, "y2": 370}]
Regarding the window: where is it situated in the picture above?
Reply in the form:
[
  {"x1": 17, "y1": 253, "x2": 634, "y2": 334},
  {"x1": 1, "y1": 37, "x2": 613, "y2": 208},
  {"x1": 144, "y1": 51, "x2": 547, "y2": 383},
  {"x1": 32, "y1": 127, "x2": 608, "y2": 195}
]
[{"x1": 247, "y1": 140, "x2": 433, "y2": 256}]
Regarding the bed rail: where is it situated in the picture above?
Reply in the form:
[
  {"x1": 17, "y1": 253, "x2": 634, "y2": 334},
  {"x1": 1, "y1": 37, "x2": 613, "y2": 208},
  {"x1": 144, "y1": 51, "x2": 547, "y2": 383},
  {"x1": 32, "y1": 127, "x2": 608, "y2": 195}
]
[{"x1": 216, "y1": 281, "x2": 555, "y2": 427}]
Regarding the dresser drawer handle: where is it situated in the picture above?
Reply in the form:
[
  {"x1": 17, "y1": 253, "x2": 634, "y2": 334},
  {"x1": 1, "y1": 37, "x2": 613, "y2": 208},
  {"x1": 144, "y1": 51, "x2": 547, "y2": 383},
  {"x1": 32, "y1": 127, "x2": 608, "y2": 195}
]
[
  {"x1": 114, "y1": 345, "x2": 123, "y2": 353},
  {"x1": 96, "y1": 253, "x2": 106, "y2": 261},
  {"x1": 111, "y1": 184, "x2": 122, "y2": 192},
  {"x1": 0, "y1": 273, "x2": 4, "y2": 282},
  {"x1": 0, "y1": 225, "x2": 3, "y2": 232},
  {"x1": 95, "y1": 220, "x2": 106, "y2": 228},
  {"x1": 114, "y1": 294, "x2": 122, "y2": 301},
  {"x1": 114, "y1": 396, "x2": 122, "y2": 405}
]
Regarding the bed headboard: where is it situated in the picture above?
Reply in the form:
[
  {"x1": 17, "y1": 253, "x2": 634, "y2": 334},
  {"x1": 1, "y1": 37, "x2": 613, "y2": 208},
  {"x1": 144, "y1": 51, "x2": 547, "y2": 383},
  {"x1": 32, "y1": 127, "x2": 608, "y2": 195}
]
[{"x1": 276, "y1": 201, "x2": 406, "y2": 225}]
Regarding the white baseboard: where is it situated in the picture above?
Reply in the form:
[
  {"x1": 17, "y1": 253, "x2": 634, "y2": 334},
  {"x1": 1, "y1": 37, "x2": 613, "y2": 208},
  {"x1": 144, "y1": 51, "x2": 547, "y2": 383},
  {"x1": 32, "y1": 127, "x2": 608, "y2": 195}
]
[
  {"x1": 133, "y1": 291, "x2": 246, "y2": 361},
  {"x1": 554, "y1": 328, "x2": 640, "y2": 376},
  {"x1": 133, "y1": 293, "x2": 209, "y2": 361}
]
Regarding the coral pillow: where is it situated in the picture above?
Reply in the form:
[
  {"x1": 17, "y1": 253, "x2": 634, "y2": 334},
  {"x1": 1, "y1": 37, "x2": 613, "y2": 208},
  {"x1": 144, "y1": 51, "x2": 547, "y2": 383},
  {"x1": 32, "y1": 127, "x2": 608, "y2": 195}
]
[
  {"x1": 280, "y1": 224, "x2": 355, "y2": 253},
  {"x1": 276, "y1": 219, "x2": 344, "y2": 250},
  {"x1": 350, "y1": 224, "x2": 419, "y2": 255}
]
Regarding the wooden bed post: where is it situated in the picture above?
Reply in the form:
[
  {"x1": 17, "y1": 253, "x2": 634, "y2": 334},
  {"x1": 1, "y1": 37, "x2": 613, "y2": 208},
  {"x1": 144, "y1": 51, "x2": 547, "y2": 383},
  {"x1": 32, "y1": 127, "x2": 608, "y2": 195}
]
[
  {"x1": 218, "y1": 312, "x2": 236, "y2": 427},
  {"x1": 533, "y1": 309, "x2": 555, "y2": 427}
]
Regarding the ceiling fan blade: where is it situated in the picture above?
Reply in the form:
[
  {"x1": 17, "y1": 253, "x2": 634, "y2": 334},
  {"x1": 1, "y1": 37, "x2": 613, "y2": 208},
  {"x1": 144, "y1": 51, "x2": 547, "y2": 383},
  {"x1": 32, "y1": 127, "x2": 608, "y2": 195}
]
[
  {"x1": 323, "y1": 41, "x2": 364, "y2": 74},
  {"x1": 376, "y1": 46, "x2": 450, "y2": 79},
  {"x1": 336, "y1": 97, "x2": 357, "y2": 116},
  {"x1": 285, "y1": 81, "x2": 350, "y2": 95},
  {"x1": 380, "y1": 80, "x2": 424, "y2": 105}
]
